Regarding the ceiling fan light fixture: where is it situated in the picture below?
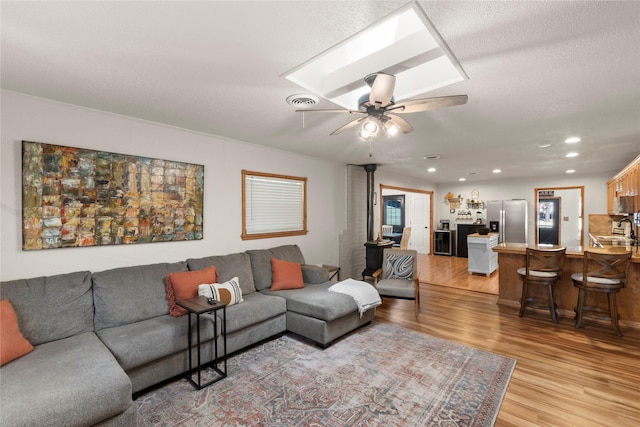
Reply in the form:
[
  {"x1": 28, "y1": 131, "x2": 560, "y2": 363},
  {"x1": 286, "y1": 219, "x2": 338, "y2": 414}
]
[
  {"x1": 384, "y1": 120, "x2": 398, "y2": 136},
  {"x1": 357, "y1": 130, "x2": 372, "y2": 141},
  {"x1": 361, "y1": 119, "x2": 379, "y2": 137}
]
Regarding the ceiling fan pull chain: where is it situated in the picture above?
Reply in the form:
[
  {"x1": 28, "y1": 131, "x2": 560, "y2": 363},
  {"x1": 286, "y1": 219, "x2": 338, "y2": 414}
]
[{"x1": 369, "y1": 139, "x2": 373, "y2": 157}]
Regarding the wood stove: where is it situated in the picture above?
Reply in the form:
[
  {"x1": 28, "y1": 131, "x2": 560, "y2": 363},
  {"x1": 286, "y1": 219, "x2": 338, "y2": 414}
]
[{"x1": 363, "y1": 240, "x2": 393, "y2": 279}]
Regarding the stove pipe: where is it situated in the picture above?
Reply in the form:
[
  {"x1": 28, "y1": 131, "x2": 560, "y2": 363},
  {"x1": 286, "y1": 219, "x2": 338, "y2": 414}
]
[{"x1": 363, "y1": 164, "x2": 377, "y2": 242}]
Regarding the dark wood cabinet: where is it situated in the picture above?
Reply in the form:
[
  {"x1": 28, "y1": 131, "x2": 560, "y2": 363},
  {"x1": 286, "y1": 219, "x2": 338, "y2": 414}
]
[{"x1": 456, "y1": 224, "x2": 487, "y2": 258}]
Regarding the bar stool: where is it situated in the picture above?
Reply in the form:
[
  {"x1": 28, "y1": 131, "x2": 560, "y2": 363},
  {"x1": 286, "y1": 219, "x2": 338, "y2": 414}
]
[
  {"x1": 571, "y1": 250, "x2": 632, "y2": 336},
  {"x1": 517, "y1": 247, "x2": 566, "y2": 324}
]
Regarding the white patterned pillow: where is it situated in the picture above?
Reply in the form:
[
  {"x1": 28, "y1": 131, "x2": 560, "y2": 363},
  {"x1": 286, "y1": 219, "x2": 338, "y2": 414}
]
[
  {"x1": 198, "y1": 277, "x2": 243, "y2": 306},
  {"x1": 383, "y1": 255, "x2": 414, "y2": 280}
]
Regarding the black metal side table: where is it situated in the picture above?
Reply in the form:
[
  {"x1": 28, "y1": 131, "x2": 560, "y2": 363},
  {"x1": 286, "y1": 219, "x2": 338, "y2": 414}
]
[
  {"x1": 322, "y1": 264, "x2": 341, "y2": 281},
  {"x1": 176, "y1": 296, "x2": 227, "y2": 390}
]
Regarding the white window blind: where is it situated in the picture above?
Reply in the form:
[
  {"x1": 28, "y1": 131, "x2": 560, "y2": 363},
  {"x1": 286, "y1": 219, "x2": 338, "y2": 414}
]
[{"x1": 242, "y1": 170, "x2": 307, "y2": 239}]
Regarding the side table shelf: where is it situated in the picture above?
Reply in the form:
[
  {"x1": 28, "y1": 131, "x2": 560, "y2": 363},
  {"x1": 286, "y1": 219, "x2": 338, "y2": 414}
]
[{"x1": 176, "y1": 296, "x2": 227, "y2": 390}]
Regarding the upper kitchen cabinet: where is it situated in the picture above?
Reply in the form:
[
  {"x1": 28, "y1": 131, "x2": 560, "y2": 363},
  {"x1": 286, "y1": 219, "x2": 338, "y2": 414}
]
[
  {"x1": 607, "y1": 180, "x2": 615, "y2": 214},
  {"x1": 607, "y1": 155, "x2": 640, "y2": 215}
]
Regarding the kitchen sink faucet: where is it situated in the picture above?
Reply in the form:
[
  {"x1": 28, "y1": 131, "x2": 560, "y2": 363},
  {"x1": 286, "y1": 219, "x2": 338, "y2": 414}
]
[{"x1": 617, "y1": 217, "x2": 637, "y2": 243}]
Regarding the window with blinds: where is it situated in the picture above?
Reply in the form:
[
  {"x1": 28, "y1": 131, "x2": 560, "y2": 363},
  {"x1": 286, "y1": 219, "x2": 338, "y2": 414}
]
[{"x1": 242, "y1": 170, "x2": 307, "y2": 240}]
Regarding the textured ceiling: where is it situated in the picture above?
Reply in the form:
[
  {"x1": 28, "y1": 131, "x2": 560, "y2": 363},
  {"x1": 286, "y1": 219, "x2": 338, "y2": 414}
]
[{"x1": 2, "y1": 1, "x2": 639, "y2": 183}]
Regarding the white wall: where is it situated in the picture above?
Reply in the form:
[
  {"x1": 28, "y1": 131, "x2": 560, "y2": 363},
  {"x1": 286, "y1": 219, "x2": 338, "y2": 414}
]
[
  {"x1": 0, "y1": 91, "x2": 346, "y2": 281},
  {"x1": 434, "y1": 174, "x2": 611, "y2": 246}
]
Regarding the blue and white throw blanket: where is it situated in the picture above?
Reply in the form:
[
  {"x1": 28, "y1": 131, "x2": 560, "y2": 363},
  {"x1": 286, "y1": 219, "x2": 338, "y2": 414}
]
[{"x1": 328, "y1": 278, "x2": 382, "y2": 317}]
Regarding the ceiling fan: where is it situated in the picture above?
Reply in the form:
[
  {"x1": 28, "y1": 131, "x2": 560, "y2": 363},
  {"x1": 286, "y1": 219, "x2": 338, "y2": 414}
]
[{"x1": 297, "y1": 72, "x2": 468, "y2": 139}]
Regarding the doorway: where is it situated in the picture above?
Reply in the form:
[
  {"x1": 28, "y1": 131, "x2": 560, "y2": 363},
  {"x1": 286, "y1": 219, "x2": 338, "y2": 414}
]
[
  {"x1": 534, "y1": 186, "x2": 584, "y2": 246},
  {"x1": 538, "y1": 197, "x2": 560, "y2": 245},
  {"x1": 379, "y1": 184, "x2": 433, "y2": 254}
]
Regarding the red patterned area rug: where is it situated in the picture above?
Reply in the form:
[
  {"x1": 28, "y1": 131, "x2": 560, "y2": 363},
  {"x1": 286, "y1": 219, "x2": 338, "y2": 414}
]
[{"x1": 136, "y1": 322, "x2": 515, "y2": 426}]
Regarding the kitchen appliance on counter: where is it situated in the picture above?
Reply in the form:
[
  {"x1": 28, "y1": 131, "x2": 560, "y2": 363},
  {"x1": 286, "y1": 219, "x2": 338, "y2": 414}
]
[
  {"x1": 439, "y1": 219, "x2": 450, "y2": 230},
  {"x1": 487, "y1": 199, "x2": 527, "y2": 243},
  {"x1": 611, "y1": 220, "x2": 631, "y2": 238}
]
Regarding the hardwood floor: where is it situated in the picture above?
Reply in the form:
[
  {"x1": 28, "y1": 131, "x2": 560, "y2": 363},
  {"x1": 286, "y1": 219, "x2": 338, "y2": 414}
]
[
  {"x1": 375, "y1": 254, "x2": 640, "y2": 427},
  {"x1": 417, "y1": 253, "x2": 499, "y2": 294}
]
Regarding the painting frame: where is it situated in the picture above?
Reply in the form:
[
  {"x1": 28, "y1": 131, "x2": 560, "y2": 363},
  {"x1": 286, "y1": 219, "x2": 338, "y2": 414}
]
[{"x1": 22, "y1": 140, "x2": 204, "y2": 250}]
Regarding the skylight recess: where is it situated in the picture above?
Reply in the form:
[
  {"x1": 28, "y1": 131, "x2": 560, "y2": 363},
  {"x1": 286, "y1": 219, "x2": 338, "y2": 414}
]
[{"x1": 282, "y1": 2, "x2": 467, "y2": 110}]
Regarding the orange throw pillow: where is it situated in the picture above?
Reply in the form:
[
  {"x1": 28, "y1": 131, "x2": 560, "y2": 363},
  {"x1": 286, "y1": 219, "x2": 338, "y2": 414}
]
[
  {"x1": 1, "y1": 299, "x2": 34, "y2": 366},
  {"x1": 270, "y1": 258, "x2": 304, "y2": 291},
  {"x1": 166, "y1": 266, "x2": 217, "y2": 317}
]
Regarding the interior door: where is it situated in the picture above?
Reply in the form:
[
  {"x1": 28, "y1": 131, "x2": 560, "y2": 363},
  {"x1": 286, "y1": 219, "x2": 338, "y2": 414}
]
[{"x1": 408, "y1": 193, "x2": 430, "y2": 254}]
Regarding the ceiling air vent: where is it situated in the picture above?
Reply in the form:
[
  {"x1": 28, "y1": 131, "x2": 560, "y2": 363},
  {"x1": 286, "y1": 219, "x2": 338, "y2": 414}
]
[{"x1": 286, "y1": 94, "x2": 319, "y2": 108}]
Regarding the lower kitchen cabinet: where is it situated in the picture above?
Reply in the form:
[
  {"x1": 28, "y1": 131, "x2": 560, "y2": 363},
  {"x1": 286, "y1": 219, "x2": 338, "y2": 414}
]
[
  {"x1": 456, "y1": 223, "x2": 487, "y2": 258},
  {"x1": 467, "y1": 233, "x2": 499, "y2": 276}
]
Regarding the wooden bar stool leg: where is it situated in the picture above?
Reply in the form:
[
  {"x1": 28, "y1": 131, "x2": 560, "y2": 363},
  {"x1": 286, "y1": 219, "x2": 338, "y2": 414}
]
[
  {"x1": 575, "y1": 288, "x2": 585, "y2": 329},
  {"x1": 518, "y1": 280, "x2": 528, "y2": 318},
  {"x1": 547, "y1": 284, "x2": 558, "y2": 324},
  {"x1": 608, "y1": 293, "x2": 622, "y2": 337}
]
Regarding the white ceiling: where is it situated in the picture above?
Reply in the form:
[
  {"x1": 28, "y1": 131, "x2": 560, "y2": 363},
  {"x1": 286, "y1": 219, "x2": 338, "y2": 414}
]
[{"x1": 2, "y1": 1, "x2": 639, "y2": 184}]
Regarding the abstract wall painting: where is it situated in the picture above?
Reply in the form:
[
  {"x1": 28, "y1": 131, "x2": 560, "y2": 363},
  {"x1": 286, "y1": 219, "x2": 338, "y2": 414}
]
[{"x1": 22, "y1": 141, "x2": 204, "y2": 250}]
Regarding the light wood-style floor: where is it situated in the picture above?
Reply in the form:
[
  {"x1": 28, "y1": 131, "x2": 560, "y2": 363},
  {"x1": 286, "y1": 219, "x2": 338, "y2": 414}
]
[
  {"x1": 417, "y1": 253, "x2": 499, "y2": 294},
  {"x1": 375, "y1": 254, "x2": 640, "y2": 427}
]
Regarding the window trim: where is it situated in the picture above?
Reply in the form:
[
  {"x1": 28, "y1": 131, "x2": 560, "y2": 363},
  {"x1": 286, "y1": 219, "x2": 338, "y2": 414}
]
[{"x1": 241, "y1": 170, "x2": 308, "y2": 240}]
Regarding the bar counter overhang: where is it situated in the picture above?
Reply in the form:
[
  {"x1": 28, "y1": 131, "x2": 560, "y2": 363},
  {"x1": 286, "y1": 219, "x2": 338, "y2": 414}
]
[{"x1": 493, "y1": 243, "x2": 640, "y2": 330}]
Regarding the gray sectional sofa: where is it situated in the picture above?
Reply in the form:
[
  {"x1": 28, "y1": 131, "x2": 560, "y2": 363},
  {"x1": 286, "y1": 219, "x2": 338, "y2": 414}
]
[{"x1": 0, "y1": 244, "x2": 375, "y2": 426}]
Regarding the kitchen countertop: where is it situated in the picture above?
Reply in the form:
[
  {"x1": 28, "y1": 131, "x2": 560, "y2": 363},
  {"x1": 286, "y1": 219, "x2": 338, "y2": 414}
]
[
  {"x1": 493, "y1": 242, "x2": 640, "y2": 262},
  {"x1": 467, "y1": 232, "x2": 498, "y2": 239}
]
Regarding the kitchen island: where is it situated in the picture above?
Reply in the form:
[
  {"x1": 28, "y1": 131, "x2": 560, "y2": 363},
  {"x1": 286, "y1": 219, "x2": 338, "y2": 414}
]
[{"x1": 493, "y1": 243, "x2": 640, "y2": 329}]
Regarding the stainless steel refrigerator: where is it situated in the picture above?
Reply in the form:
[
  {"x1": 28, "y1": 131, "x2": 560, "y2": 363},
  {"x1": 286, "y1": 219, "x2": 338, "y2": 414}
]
[{"x1": 487, "y1": 200, "x2": 528, "y2": 243}]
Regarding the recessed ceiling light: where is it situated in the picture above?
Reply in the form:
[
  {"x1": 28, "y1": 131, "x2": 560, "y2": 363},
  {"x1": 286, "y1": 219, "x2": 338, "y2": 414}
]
[
  {"x1": 566, "y1": 152, "x2": 579, "y2": 158},
  {"x1": 459, "y1": 178, "x2": 466, "y2": 182},
  {"x1": 566, "y1": 169, "x2": 576, "y2": 174},
  {"x1": 492, "y1": 169, "x2": 501, "y2": 173},
  {"x1": 282, "y1": 2, "x2": 467, "y2": 109},
  {"x1": 564, "y1": 137, "x2": 581, "y2": 144},
  {"x1": 427, "y1": 167, "x2": 436, "y2": 172},
  {"x1": 538, "y1": 143, "x2": 551, "y2": 148}
]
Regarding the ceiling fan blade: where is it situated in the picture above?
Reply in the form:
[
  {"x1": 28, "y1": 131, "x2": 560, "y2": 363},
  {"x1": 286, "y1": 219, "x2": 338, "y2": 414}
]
[
  {"x1": 369, "y1": 73, "x2": 396, "y2": 109},
  {"x1": 387, "y1": 95, "x2": 468, "y2": 114},
  {"x1": 387, "y1": 114, "x2": 414, "y2": 134},
  {"x1": 295, "y1": 109, "x2": 361, "y2": 114},
  {"x1": 330, "y1": 116, "x2": 367, "y2": 136}
]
